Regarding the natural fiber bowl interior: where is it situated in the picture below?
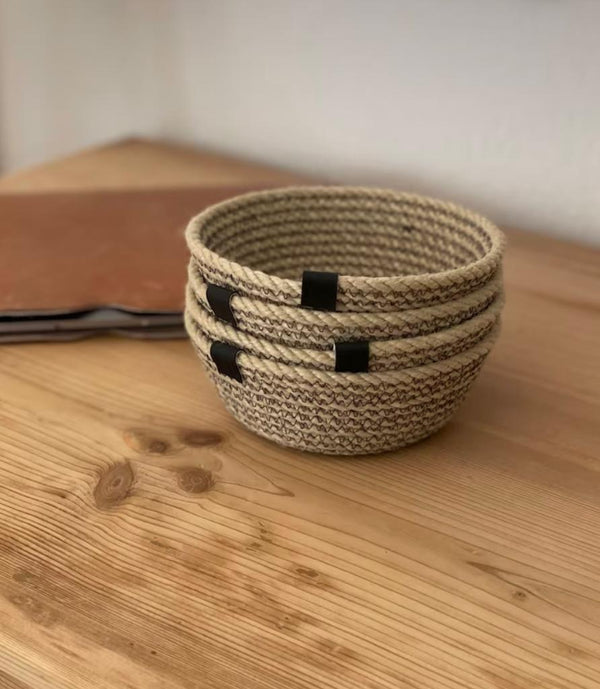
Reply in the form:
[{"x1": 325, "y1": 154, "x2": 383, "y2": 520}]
[
  {"x1": 186, "y1": 186, "x2": 505, "y2": 312},
  {"x1": 187, "y1": 322, "x2": 498, "y2": 455},
  {"x1": 188, "y1": 261, "x2": 502, "y2": 348},
  {"x1": 185, "y1": 285, "x2": 503, "y2": 372}
]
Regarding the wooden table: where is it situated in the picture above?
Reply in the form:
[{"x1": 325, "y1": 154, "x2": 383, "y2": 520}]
[{"x1": 1, "y1": 139, "x2": 599, "y2": 689}]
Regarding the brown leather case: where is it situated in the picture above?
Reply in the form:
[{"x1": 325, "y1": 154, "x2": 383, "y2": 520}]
[{"x1": 0, "y1": 185, "x2": 265, "y2": 339}]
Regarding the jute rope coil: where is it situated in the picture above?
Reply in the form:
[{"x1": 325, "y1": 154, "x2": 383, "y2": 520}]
[
  {"x1": 186, "y1": 284, "x2": 503, "y2": 372},
  {"x1": 185, "y1": 186, "x2": 505, "y2": 313},
  {"x1": 188, "y1": 260, "x2": 503, "y2": 348},
  {"x1": 185, "y1": 315, "x2": 499, "y2": 455}
]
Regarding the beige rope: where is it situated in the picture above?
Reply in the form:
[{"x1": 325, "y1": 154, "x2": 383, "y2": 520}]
[
  {"x1": 185, "y1": 310, "x2": 497, "y2": 386},
  {"x1": 185, "y1": 283, "x2": 503, "y2": 371},
  {"x1": 184, "y1": 185, "x2": 505, "y2": 454},
  {"x1": 188, "y1": 260, "x2": 503, "y2": 348},
  {"x1": 185, "y1": 315, "x2": 497, "y2": 455},
  {"x1": 185, "y1": 186, "x2": 505, "y2": 312}
]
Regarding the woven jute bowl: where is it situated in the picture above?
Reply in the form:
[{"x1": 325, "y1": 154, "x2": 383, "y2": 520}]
[
  {"x1": 188, "y1": 260, "x2": 502, "y2": 348},
  {"x1": 186, "y1": 285, "x2": 503, "y2": 372},
  {"x1": 185, "y1": 186, "x2": 505, "y2": 313},
  {"x1": 185, "y1": 318, "x2": 499, "y2": 455}
]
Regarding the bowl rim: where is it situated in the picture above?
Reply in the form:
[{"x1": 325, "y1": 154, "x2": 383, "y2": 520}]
[{"x1": 185, "y1": 185, "x2": 506, "y2": 309}]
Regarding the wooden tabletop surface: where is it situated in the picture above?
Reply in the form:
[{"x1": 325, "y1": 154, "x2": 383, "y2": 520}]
[{"x1": 1, "y1": 139, "x2": 599, "y2": 689}]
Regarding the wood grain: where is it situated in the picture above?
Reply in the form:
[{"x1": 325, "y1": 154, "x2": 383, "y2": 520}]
[
  {"x1": 0, "y1": 139, "x2": 599, "y2": 689},
  {"x1": 0, "y1": 137, "x2": 304, "y2": 192}
]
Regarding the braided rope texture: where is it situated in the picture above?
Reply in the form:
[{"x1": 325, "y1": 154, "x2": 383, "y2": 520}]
[
  {"x1": 186, "y1": 285, "x2": 503, "y2": 372},
  {"x1": 184, "y1": 186, "x2": 506, "y2": 455},
  {"x1": 185, "y1": 186, "x2": 505, "y2": 312},
  {"x1": 185, "y1": 315, "x2": 498, "y2": 455},
  {"x1": 188, "y1": 261, "x2": 503, "y2": 348}
]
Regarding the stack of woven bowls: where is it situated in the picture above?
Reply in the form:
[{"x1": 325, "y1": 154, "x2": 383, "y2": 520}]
[{"x1": 184, "y1": 187, "x2": 505, "y2": 455}]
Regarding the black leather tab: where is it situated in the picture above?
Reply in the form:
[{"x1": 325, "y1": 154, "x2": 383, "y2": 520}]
[
  {"x1": 334, "y1": 341, "x2": 370, "y2": 373},
  {"x1": 206, "y1": 283, "x2": 236, "y2": 326},
  {"x1": 210, "y1": 341, "x2": 243, "y2": 383},
  {"x1": 301, "y1": 271, "x2": 338, "y2": 311}
]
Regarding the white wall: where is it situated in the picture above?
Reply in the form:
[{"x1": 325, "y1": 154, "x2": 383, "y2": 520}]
[
  {"x1": 1, "y1": 0, "x2": 599, "y2": 244},
  {"x1": 0, "y1": 0, "x2": 163, "y2": 169}
]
